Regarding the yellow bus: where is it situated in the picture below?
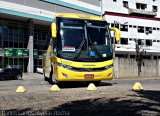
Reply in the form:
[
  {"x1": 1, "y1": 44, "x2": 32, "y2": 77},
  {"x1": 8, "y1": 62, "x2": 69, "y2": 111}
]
[{"x1": 43, "y1": 13, "x2": 120, "y2": 84}]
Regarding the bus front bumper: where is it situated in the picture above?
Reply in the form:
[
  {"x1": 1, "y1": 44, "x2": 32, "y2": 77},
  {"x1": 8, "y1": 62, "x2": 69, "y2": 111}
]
[{"x1": 56, "y1": 66, "x2": 113, "y2": 81}]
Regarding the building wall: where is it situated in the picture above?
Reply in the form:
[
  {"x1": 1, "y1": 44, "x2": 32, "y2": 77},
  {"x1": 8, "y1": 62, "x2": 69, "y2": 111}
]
[
  {"x1": 1, "y1": 0, "x2": 101, "y2": 16},
  {"x1": 114, "y1": 57, "x2": 159, "y2": 78},
  {"x1": 102, "y1": 0, "x2": 160, "y2": 57},
  {"x1": 79, "y1": 0, "x2": 100, "y2": 6},
  {"x1": 0, "y1": 18, "x2": 50, "y2": 72}
]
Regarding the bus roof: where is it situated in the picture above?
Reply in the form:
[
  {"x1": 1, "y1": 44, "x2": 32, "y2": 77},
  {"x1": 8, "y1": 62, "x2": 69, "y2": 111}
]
[{"x1": 55, "y1": 13, "x2": 105, "y2": 21}]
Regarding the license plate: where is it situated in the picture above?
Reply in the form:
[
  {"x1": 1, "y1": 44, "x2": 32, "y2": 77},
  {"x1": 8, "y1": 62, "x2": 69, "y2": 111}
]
[{"x1": 84, "y1": 74, "x2": 94, "y2": 78}]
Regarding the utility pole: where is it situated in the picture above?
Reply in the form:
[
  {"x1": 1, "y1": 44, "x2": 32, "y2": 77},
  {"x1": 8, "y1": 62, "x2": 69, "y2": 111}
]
[{"x1": 99, "y1": 0, "x2": 103, "y2": 16}]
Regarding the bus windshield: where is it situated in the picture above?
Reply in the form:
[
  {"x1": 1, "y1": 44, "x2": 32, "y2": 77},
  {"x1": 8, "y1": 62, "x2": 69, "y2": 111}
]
[{"x1": 57, "y1": 18, "x2": 112, "y2": 62}]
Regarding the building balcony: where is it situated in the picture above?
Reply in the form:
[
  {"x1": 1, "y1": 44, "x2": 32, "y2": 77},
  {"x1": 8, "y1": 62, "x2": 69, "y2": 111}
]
[{"x1": 128, "y1": 8, "x2": 157, "y2": 17}]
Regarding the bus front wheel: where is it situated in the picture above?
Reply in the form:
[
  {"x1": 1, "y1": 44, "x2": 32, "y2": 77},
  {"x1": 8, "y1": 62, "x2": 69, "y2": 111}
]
[
  {"x1": 49, "y1": 71, "x2": 57, "y2": 85},
  {"x1": 90, "y1": 81, "x2": 101, "y2": 85},
  {"x1": 43, "y1": 72, "x2": 48, "y2": 81}
]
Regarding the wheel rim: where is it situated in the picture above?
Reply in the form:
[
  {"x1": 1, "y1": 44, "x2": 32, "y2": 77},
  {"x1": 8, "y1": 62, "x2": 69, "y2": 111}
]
[{"x1": 16, "y1": 75, "x2": 22, "y2": 79}]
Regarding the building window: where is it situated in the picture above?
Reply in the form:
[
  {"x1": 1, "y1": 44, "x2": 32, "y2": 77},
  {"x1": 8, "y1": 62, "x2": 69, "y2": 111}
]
[
  {"x1": 145, "y1": 27, "x2": 152, "y2": 34},
  {"x1": 153, "y1": 27, "x2": 156, "y2": 30},
  {"x1": 138, "y1": 39, "x2": 145, "y2": 45},
  {"x1": 133, "y1": 25, "x2": 137, "y2": 28},
  {"x1": 146, "y1": 40, "x2": 152, "y2": 46},
  {"x1": 113, "y1": 0, "x2": 117, "y2": 2},
  {"x1": 1, "y1": 20, "x2": 29, "y2": 49},
  {"x1": 111, "y1": 23, "x2": 119, "y2": 29},
  {"x1": 138, "y1": 26, "x2": 144, "y2": 33},
  {"x1": 153, "y1": 6, "x2": 158, "y2": 12},
  {"x1": 120, "y1": 24, "x2": 128, "y2": 31},
  {"x1": 154, "y1": 56, "x2": 158, "y2": 60},
  {"x1": 130, "y1": 55, "x2": 135, "y2": 58},
  {"x1": 115, "y1": 54, "x2": 127, "y2": 58},
  {"x1": 111, "y1": 23, "x2": 114, "y2": 27},
  {"x1": 143, "y1": 55, "x2": 151, "y2": 59},
  {"x1": 123, "y1": 1, "x2": 128, "y2": 8},
  {"x1": 136, "y1": 3, "x2": 147, "y2": 10},
  {"x1": 115, "y1": 23, "x2": 120, "y2": 29},
  {"x1": 111, "y1": 37, "x2": 117, "y2": 44},
  {"x1": 121, "y1": 38, "x2": 128, "y2": 45}
]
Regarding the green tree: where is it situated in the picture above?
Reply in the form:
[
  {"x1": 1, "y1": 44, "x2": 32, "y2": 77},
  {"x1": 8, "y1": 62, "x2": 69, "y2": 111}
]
[{"x1": 135, "y1": 40, "x2": 146, "y2": 76}]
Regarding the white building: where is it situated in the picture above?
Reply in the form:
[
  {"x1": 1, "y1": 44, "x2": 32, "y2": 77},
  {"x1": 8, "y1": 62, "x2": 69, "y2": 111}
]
[{"x1": 102, "y1": 0, "x2": 160, "y2": 59}]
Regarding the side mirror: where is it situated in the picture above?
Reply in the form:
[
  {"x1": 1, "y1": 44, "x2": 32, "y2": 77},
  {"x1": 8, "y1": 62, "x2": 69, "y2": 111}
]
[
  {"x1": 51, "y1": 22, "x2": 57, "y2": 38},
  {"x1": 110, "y1": 27, "x2": 120, "y2": 42}
]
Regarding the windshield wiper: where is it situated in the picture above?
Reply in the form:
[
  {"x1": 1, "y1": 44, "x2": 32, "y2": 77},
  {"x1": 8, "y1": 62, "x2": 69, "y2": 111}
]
[
  {"x1": 74, "y1": 21, "x2": 103, "y2": 60},
  {"x1": 74, "y1": 39, "x2": 86, "y2": 60},
  {"x1": 74, "y1": 21, "x2": 88, "y2": 60}
]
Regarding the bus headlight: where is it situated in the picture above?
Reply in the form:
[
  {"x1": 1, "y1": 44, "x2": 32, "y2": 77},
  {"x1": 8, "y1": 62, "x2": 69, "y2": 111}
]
[
  {"x1": 62, "y1": 65, "x2": 72, "y2": 69},
  {"x1": 57, "y1": 62, "x2": 72, "y2": 70},
  {"x1": 105, "y1": 64, "x2": 113, "y2": 70}
]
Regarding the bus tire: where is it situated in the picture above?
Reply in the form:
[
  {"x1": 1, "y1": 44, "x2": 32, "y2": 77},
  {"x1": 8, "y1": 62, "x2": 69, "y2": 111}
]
[
  {"x1": 49, "y1": 71, "x2": 53, "y2": 84},
  {"x1": 43, "y1": 72, "x2": 48, "y2": 81},
  {"x1": 44, "y1": 76, "x2": 48, "y2": 81},
  {"x1": 93, "y1": 81, "x2": 101, "y2": 85},
  {"x1": 49, "y1": 71, "x2": 58, "y2": 85},
  {"x1": 49, "y1": 65, "x2": 58, "y2": 85}
]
